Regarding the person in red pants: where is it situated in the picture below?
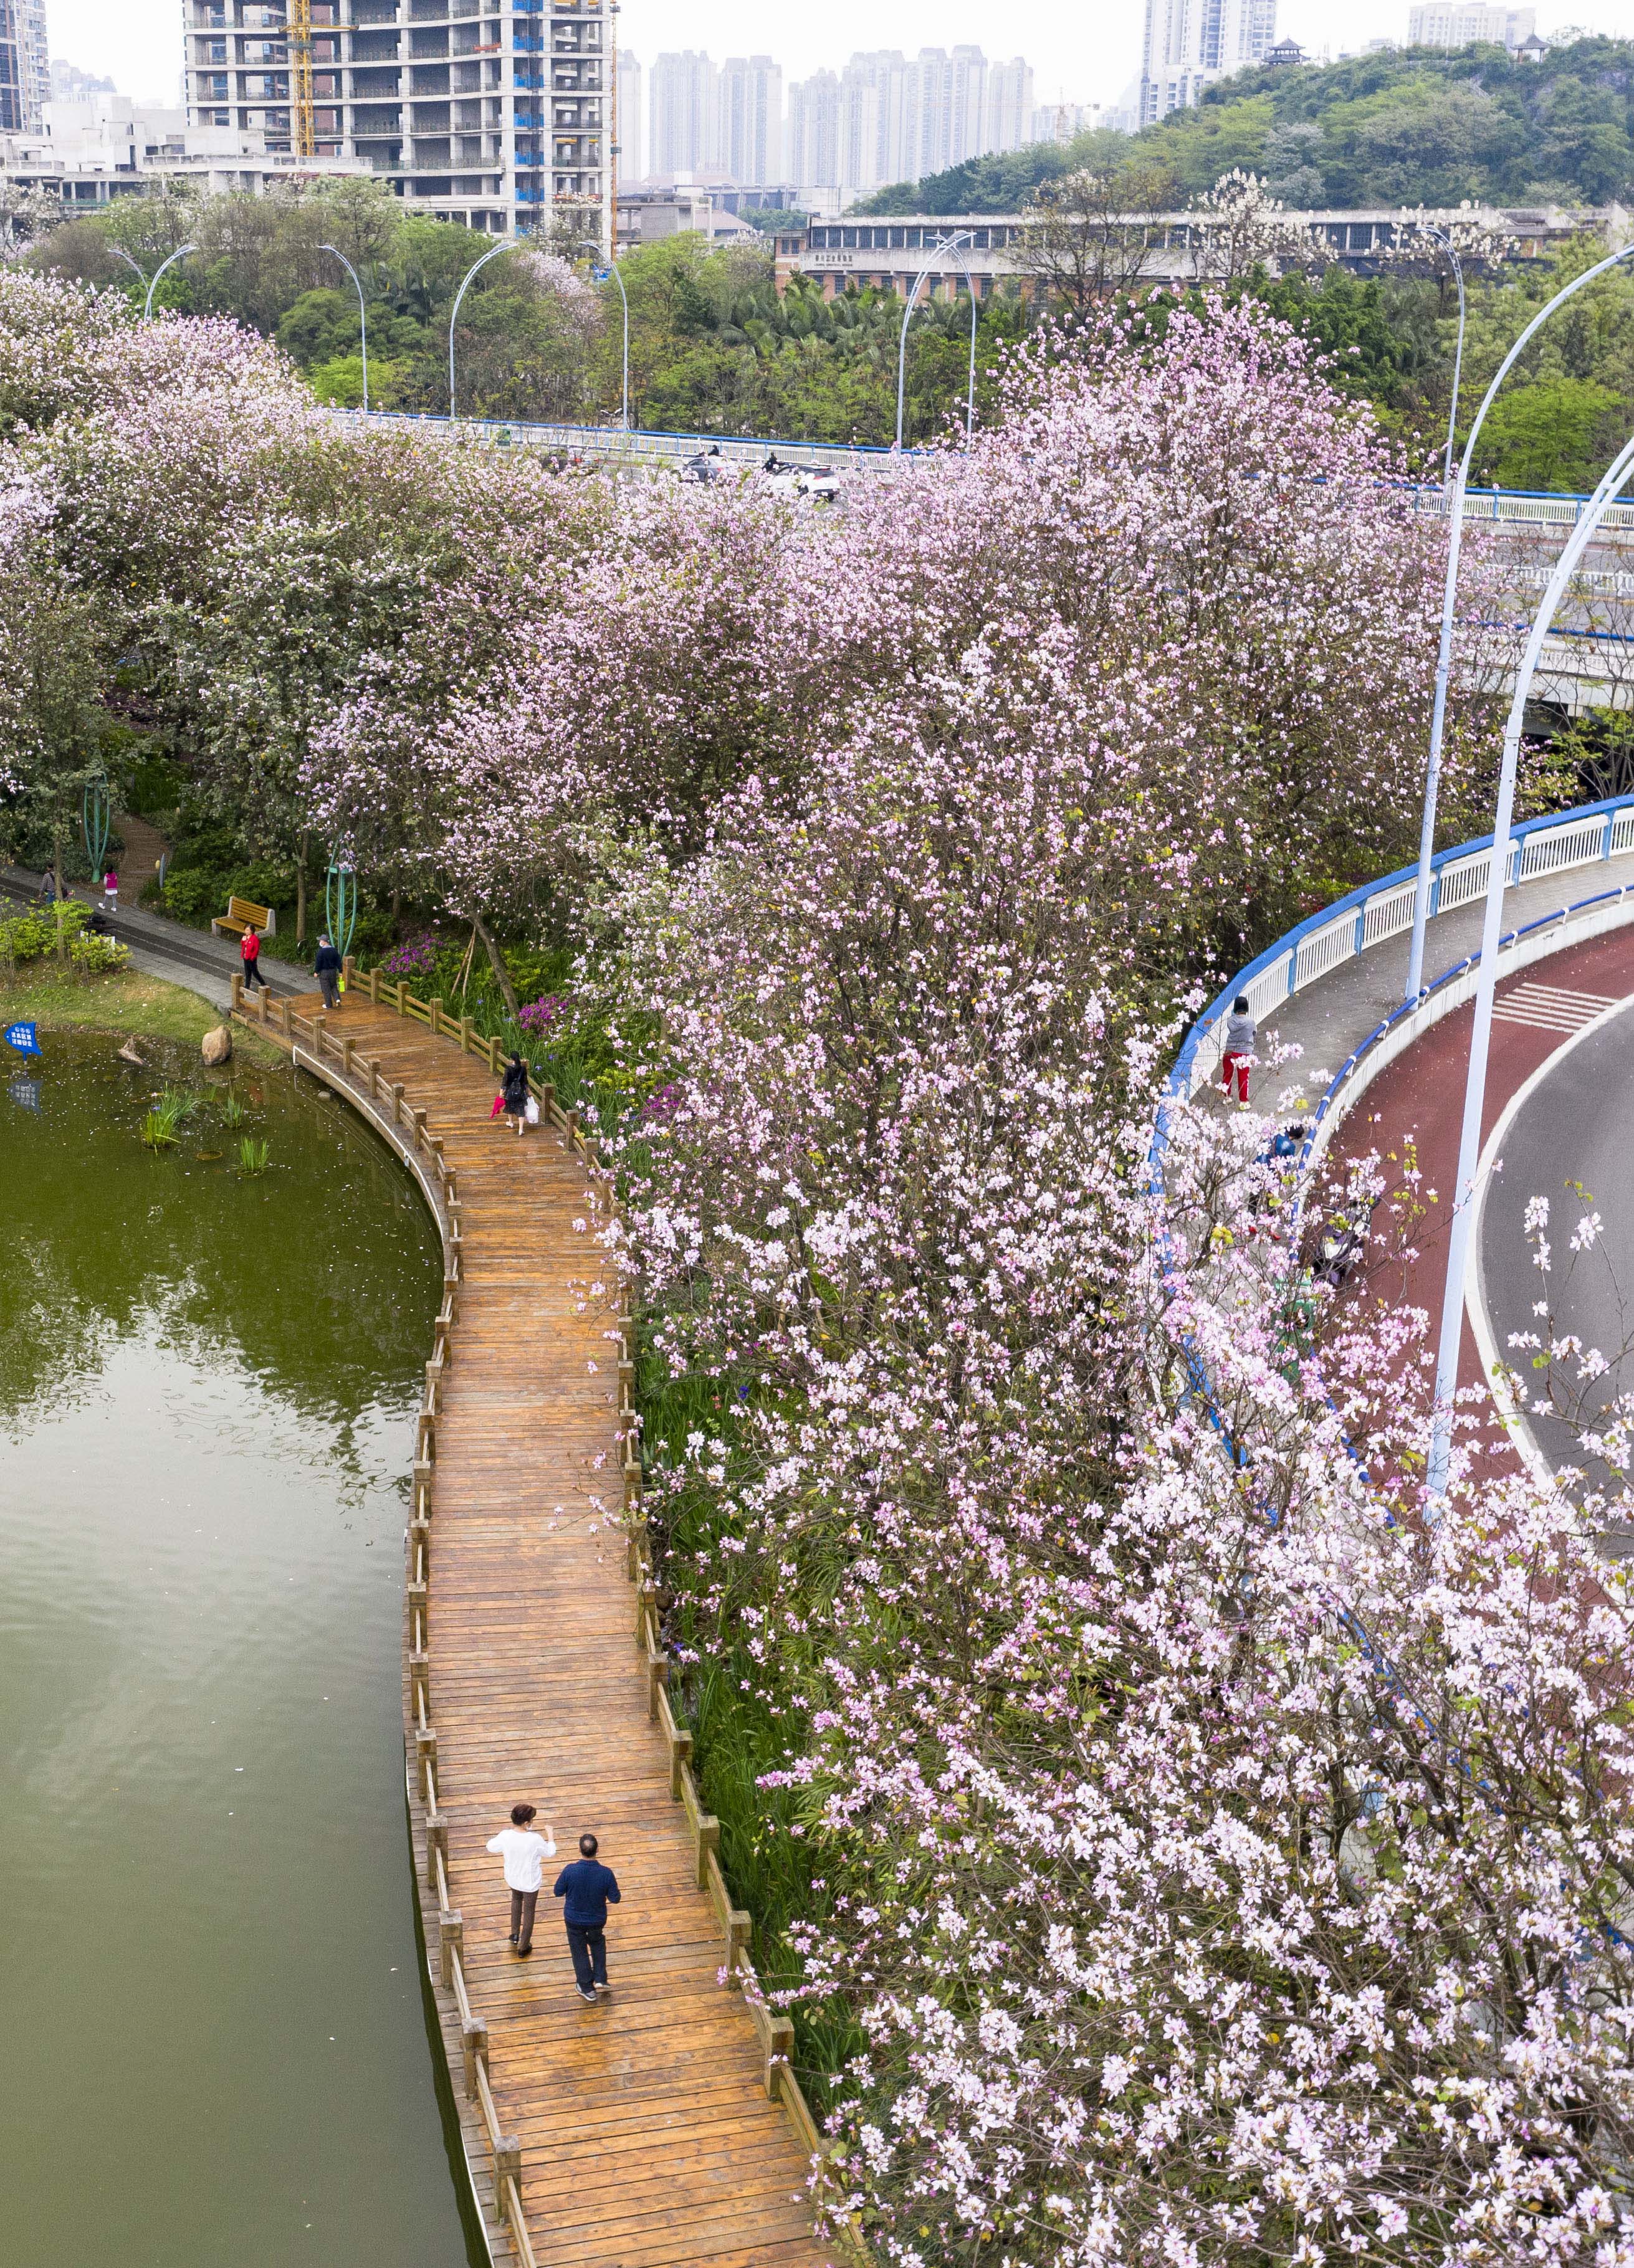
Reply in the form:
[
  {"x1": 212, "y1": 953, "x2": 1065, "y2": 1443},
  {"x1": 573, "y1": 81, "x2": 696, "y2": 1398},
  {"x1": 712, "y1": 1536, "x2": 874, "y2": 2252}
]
[
  {"x1": 241, "y1": 923, "x2": 269, "y2": 992},
  {"x1": 1220, "y1": 994, "x2": 1256, "y2": 1103}
]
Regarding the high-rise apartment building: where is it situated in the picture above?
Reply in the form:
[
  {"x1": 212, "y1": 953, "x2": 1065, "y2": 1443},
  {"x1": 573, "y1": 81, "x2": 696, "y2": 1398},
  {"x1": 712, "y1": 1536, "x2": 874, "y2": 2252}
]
[
  {"x1": 715, "y1": 54, "x2": 780, "y2": 186},
  {"x1": 984, "y1": 56, "x2": 1034, "y2": 153},
  {"x1": 182, "y1": 0, "x2": 615, "y2": 250},
  {"x1": 616, "y1": 44, "x2": 640, "y2": 180},
  {"x1": 1139, "y1": 0, "x2": 1276, "y2": 122},
  {"x1": 4, "y1": 0, "x2": 47, "y2": 130},
  {"x1": 901, "y1": 45, "x2": 987, "y2": 179},
  {"x1": 0, "y1": 1, "x2": 21, "y2": 135},
  {"x1": 844, "y1": 50, "x2": 905, "y2": 189},
  {"x1": 785, "y1": 69, "x2": 839, "y2": 191},
  {"x1": 649, "y1": 48, "x2": 715, "y2": 175},
  {"x1": 1406, "y1": 4, "x2": 1534, "y2": 49}
]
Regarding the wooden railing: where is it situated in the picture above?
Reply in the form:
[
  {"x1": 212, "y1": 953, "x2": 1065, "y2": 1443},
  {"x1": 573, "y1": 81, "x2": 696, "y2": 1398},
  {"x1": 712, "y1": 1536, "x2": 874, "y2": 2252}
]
[{"x1": 232, "y1": 961, "x2": 855, "y2": 2262}]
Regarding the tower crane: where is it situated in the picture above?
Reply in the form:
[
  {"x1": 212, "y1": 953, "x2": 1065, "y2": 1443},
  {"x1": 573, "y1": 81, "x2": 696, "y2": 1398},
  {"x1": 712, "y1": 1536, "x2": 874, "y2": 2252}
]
[{"x1": 287, "y1": 0, "x2": 315, "y2": 161}]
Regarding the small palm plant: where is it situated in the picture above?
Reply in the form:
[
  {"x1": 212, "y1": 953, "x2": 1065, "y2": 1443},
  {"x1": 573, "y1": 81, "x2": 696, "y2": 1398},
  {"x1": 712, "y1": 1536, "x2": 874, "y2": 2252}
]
[{"x1": 237, "y1": 1135, "x2": 270, "y2": 1176}]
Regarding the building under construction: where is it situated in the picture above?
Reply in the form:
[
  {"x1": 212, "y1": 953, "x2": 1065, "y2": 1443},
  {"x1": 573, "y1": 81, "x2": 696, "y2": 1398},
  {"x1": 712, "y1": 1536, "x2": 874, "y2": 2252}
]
[{"x1": 183, "y1": 0, "x2": 616, "y2": 250}]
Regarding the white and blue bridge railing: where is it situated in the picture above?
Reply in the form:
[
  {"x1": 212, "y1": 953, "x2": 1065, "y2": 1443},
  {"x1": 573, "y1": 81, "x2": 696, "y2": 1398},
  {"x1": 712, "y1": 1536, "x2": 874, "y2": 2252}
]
[
  {"x1": 332, "y1": 406, "x2": 902, "y2": 475},
  {"x1": 1168, "y1": 793, "x2": 1634, "y2": 1109}
]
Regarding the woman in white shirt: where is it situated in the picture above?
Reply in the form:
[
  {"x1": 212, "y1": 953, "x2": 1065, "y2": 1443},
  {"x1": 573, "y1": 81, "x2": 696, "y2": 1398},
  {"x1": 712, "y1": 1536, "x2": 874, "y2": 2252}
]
[{"x1": 486, "y1": 1801, "x2": 557, "y2": 1956}]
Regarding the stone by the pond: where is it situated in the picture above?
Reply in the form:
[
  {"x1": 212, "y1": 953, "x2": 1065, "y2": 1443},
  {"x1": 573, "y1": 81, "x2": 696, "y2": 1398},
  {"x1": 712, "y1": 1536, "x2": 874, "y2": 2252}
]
[
  {"x1": 201, "y1": 1025, "x2": 232, "y2": 1067},
  {"x1": 117, "y1": 1038, "x2": 146, "y2": 1066}
]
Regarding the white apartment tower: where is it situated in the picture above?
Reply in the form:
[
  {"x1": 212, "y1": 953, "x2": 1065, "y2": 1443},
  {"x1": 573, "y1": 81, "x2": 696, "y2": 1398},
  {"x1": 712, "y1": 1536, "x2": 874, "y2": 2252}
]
[
  {"x1": 901, "y1": 45, "x2": 987, "y2": 179},
  {"x1": 715, "y1": 54, "x2": 780, "y2": 186},
  {"x1": 985, "y1": 56, "x2": 1034, "y2": 153},
  {"x1": 616, "y1": 44, "x2": 640, "y2": 181},
  {"x1": 844, "y1": 50, "x2": 906, "y2": 190},
  {"x1": 1139, "y1": 0, "x2": 1277, "y2": 122},
  {"x1": 183, "y1": 0, "x2": 616, "y2": 250},
  {"x1": 785, "y1": 69, "x2": 840, "y2": 193},
  {"x1": 1406, "y1": 5, "x2": 1536, "y2": 49},
  {"x1": 649, "y1": 48, "x2": 715, "y2": 175}
]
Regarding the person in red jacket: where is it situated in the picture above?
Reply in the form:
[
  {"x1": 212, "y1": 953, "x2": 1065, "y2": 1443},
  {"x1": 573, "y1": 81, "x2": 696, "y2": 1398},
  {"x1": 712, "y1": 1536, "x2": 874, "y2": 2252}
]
[{"x1": 241, "y1": 924, "x2": 269, "y2": 992}]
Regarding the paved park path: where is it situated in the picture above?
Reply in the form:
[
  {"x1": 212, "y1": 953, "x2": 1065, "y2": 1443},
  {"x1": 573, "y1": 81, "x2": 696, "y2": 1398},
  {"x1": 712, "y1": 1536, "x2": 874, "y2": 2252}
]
[{"x1": 245, "y1": 989, "x2": 829, "y2": 2268}]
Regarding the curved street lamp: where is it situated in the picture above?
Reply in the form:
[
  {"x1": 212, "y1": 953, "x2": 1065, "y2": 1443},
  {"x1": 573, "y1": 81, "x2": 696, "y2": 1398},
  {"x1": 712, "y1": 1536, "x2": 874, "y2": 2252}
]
[
  {"x1": 576, "y1": 240, "x2": 629, "y2": 433},
  {"x1": 143, "y1": 242, "x2": 197, "y2": 320},
  {"x1": 1416, "y1": 223, "x2": 1467, "y2": 484},
  {"x1": 320, "y1": 242, "x2": 370, "y2": 414},
  {"x1": 894, "y1": 229, "x2": 977, "y2": 453},
  {"x1": 448, "y1": 238, "x2": 521, "y2": 419},
  {"x1": 108, "y1": 245, "x2": 148, "y2": 301},
  {"x1": 1426, "y1": 420, "x2": 1634, "y2": 1497},
  {"x1": 1403, "y1": 239, "x2": 1634, "y2": 1006}
]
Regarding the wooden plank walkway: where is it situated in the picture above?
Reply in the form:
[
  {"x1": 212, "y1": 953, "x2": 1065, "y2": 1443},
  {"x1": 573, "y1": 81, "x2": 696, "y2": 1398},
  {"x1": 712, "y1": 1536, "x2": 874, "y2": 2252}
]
[{"x1": 237, "y1": 986, "x2": 831, "y2": 2268}]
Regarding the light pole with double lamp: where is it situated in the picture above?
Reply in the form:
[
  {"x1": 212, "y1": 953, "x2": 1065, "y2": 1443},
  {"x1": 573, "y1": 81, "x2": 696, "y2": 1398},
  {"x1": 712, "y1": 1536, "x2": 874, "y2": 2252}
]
[
  {"x1": 1403, "y1": 240, "x2": 1634, "y2": 1007},
  {"x1": 1426, "y1": 424, "x2": 1634, "y2": 1498},
  {"x1": 894, "y1": 229, "x2": 978, "y2": 453}
]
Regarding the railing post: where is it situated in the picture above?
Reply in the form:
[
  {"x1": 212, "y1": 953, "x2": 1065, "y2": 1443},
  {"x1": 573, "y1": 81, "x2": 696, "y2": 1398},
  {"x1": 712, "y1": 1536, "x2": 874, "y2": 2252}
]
[
  {"x1": 461, "y1": 2016, "x2": 488, "y2": 2099},
  {"x1": 368, "y1": 965, "x2": 380, "y2": 1004},
  {"x1": 395, "y1": 979, "x2": 407, "y2": 1016},
  {"x1": 696, "y1": 1812, "x2": 720, "y2": 1890},
  {"x1": 231, "y1": 972, "x2": 243, "y2": 1011},
  {"x1": 426, "y1": 1808, "x2": 447, "y2": 1892},
  {"x1": 439, "y1": 1908, "x2": 463, "y2": 1986},
  {"x1": 430, "y1": 996, "x2": 444, "y2": 1036},
  {"x1": 391, "y1": 1082, "x2": 405, "y2": 1127},
  {"x1": 460, "y1": 1016, "x2": 475, "y2": 1054},
  {"x1": 726, "y1": 1909, "x2": 752, "y2": 1981},
  {"x1": 415, "y1": 1724, "x2": 438, "y2": 1799},
  {"x1": 763, "y1": 2013, "x2": 794, "y2": 2097},
  {"x1": 342, "y1": 954, "x2": 355, "y2": 991},
  {"x1": 493, "y1": 2134, "x2": 522, "y2": 2199},
  {"x1": 410, "y1": 1646, "x2": 429, "y2": 1716},
  {"x1": 669, "y1": 1723, "x2": 693, "y2": 1801}
]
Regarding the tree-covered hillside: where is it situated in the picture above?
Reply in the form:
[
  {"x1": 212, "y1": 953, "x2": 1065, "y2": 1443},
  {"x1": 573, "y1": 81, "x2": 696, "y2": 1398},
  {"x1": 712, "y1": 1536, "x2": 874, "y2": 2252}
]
[{"x1": 861, "y1": 34, "x2": 1634, "y2": 215}]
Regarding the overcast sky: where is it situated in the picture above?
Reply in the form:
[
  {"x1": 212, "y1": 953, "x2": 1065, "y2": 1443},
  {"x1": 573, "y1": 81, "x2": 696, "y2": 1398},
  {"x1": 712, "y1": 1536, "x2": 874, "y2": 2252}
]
[{"x1": 45, "y1": 0, "x2": 1634, "y2": 117}]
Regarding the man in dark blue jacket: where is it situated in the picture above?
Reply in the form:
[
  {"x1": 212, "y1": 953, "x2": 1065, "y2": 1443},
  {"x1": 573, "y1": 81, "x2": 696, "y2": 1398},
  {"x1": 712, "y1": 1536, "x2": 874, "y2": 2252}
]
[{"x1": 553, "y1": 1832, "x2": 621, "y2": 2003}]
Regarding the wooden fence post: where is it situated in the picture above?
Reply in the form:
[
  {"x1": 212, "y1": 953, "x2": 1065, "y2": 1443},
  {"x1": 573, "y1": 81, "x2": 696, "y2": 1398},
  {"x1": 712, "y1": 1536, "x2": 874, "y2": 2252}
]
[
  {"x1": 461, "y1": 2017, "x2": 488, "y2": 2100},
  {"x1": 390, "y1": 1082, "x2": 405, "y2": 1127},
  {"x1": 439, "y1": 1908, "x2": 463, "y2": 1987},
  {"x1": 410, "y1": 1647, "x2": 429, "y2": 1717},
  {"x1": 230, "y1": 972, "x2": 243, "y2": 1011},
  {"x1": 415, "y1": 1725, "x2": 437, "y2": 1800},
  {"x1": 429, "y1": 996, "x2": 444, "y2": 1036},
  {"x1": 764, "y1": 2014, "x2": 795, "y2": 2098},
  {"x1": 367, "y1": 965, "x2": 380, "y2": 1004},
  {"x1": 395, "y1": 979, "x2": 407, "y2": 1017},
  {"x1": 669, "y1": 1724, "x2": 694, "y2": 1801},
  {"x1": 426, "y1": 1808, "x2": 447, "y2": 1893},
  {"x1": 342, "y1": 954, "x2": 355, "y2": 991},
  {"x1": 460, "y1": 1016, "x2": 474, "y2": 1055},
  {"x1": 696, "y1": 1813, "x2": 720, "y2": 1891},
  {"x1": 493, "y1": 2135, "x2": 522, "y2": 2198}
]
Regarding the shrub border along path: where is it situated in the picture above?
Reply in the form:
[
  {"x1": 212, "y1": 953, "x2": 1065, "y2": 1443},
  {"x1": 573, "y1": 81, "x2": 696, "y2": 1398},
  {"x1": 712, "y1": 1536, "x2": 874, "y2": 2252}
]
[{"x1": 232, "y1": 970, "x2": 838, "y2": 2268}]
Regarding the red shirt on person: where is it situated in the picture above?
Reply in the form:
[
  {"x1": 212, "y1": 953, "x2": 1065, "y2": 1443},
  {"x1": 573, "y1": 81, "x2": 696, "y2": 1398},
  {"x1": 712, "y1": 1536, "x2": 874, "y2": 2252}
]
[{"x1": 241, "y1": 929, "x2": 260, "y2": 964}]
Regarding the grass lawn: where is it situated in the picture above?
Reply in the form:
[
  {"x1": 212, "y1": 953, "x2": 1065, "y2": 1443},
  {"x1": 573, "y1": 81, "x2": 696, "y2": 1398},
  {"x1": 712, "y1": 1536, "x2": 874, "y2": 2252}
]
[{"x1": 0, "y1": 966, "x2": 282, "y2": 1059}]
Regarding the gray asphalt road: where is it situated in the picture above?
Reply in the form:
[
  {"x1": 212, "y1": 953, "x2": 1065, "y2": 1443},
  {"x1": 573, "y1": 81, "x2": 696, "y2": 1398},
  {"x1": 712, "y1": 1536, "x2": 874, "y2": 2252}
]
[{"x1": 1479, "y1": 998, "x2": 1634, "y2": 1533}]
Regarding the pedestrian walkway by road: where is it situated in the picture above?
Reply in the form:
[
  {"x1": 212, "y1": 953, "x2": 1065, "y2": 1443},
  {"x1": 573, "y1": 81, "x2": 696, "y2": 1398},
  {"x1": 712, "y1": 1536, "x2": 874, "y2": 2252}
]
[
  {"x1": 1, "y1": 862, "x2": 305, "y2": 1011},
  {"x1": 244, "y1": 988, "x2": 830, "y2": 2268}
]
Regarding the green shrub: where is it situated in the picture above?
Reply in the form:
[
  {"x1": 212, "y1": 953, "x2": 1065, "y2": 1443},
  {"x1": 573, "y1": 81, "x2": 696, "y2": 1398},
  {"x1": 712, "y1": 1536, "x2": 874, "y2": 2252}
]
[
  {"x1": 69, "y1": 930, "x2": 130, "y2": 974},
  {"x1": 161, "y1": 867, "x2": 230, "y2": 923},
  {"x1": 0, "y1": 901, "x2": 88, "y2": 966},
  {"x1": 125, "y1": 752, "x2": 188, "y2": 819},
  {"x1": 224, "y1": 860, "x2": 295, "y2": 909}
]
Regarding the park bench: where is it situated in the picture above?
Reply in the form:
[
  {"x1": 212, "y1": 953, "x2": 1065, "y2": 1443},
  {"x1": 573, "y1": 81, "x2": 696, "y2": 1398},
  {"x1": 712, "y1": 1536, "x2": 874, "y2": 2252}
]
[{"x1": 211, "y1": 894, "x2": 275, "y2": 941}]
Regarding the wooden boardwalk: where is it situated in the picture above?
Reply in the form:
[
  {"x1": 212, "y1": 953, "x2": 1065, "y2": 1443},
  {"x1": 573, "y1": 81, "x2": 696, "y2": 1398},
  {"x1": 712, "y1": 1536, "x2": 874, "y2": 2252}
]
[{"x1": 238, "y1": 986, "x2": 830, "y2": 2268}]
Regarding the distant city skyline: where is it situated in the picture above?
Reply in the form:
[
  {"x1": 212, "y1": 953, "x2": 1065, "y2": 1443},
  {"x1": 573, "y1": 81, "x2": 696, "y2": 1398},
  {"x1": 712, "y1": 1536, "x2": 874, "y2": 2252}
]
[{"x1": 37, "y1": 0, "x2": 1634, "y2": 134}]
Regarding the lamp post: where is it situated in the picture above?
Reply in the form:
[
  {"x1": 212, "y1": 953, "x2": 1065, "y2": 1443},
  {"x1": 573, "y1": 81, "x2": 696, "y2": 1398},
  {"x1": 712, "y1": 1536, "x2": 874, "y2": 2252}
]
[
  {"x1": 1426, "y1": 421, "x2": 1634, "y2": 1498},
  {"x1": 1417, "y1": 224, "x2": 1467, "y2": 484},
  {"x1": 320, "y1": 242, "x2": 370, "y2": 414},
  {"x1": 142, "y1": 243, "x2": 197, "y2": 320},
  {"x1": 578, "y1": 239, "x2": 629, "y2": 431},
  {"x1": 894, "y1": 229, "x2": 977, "y2": 453},
  {"x1": 448, "y1": 238, "x2": 520, "y2": 419},
  {"x1": 1402, "y1": 240, "x2": 1634, "y2": 1008},
  {"x1": 109, "y1": 245, "x2": 148, "y2": 302}
]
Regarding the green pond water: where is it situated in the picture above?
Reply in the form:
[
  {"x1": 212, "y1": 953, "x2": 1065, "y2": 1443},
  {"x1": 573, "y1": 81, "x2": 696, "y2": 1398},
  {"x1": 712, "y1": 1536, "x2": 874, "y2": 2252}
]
[{"x1": 0, "y1": 1029, "x2": 480, "y2": 2267}]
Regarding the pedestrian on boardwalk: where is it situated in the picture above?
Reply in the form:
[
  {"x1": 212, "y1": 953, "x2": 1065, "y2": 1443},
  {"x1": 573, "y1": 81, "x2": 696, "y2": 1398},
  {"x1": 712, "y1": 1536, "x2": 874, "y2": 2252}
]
[
  {"x1": 241, "y1": 923, "x2": 269, "y2": 993},
  {"x1": 499, "y1": 1049, "x2": 530, "y2": 1138},
  {"x1": 103, "y1": 868, "x2": 118, "y2": 912},
  {"x1": 554, "y1": 1832, "x2": 621, "y2": 2003},
  {"x1": 487, "y1": 1803, "x2": 557, "y2": 1958},
  {"x1": 313, "y1": 932, "x2": 343, "y2": 1012},
  {"x1": 1220, "y1": 994, "x2": 1256, "y2": 1105}
]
